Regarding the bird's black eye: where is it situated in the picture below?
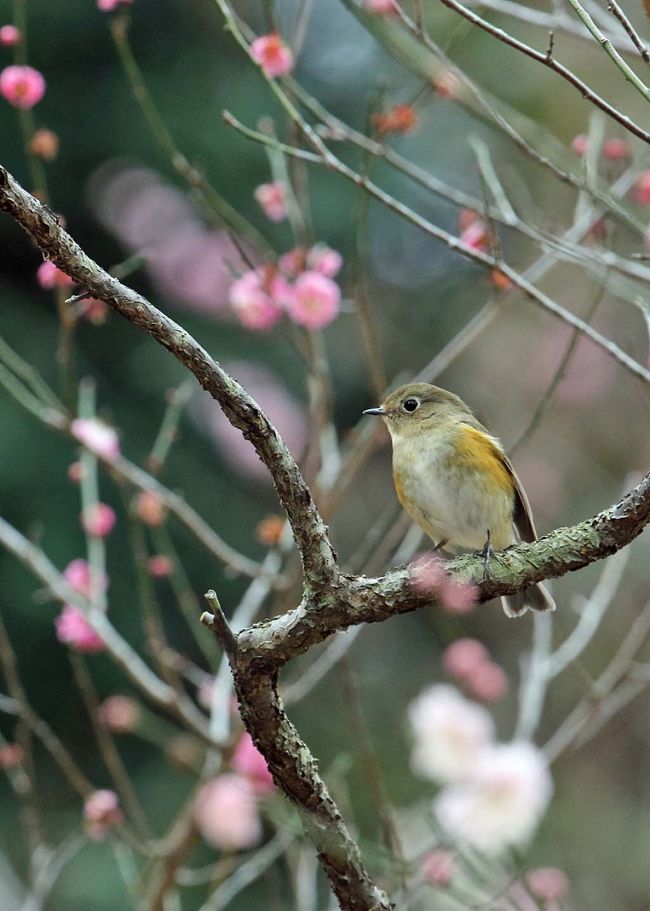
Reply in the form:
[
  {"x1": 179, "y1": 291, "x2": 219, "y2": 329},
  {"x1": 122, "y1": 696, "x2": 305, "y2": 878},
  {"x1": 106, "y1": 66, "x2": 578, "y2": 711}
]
[{"x1": 403, "y1": 397, "x2": 420, "y2": 413}]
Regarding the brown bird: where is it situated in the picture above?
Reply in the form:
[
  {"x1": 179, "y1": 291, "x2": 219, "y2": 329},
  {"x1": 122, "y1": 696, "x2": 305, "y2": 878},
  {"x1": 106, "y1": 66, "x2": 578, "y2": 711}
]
[{"x1": 364, "y1": 382, "x2": 555, "y2": 617}]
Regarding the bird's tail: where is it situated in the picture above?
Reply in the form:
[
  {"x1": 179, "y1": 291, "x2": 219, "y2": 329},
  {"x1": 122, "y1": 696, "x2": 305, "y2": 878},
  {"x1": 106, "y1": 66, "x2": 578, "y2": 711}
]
[{"x1": 501, "y1": 581, "x2": 555, "y2": 618}]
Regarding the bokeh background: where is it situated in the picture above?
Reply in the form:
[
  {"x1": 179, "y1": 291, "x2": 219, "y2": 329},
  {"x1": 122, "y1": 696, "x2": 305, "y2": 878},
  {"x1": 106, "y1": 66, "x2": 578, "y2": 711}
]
[{"x1": 1, "y1": 0, "x2": 650, "y2": 908}]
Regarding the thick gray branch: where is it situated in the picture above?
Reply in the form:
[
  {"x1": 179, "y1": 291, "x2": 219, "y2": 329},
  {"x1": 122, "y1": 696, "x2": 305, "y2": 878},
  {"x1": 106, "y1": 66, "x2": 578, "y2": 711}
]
[{"x1": 236, "y1": 472, "x2": 650, "y2": 667}]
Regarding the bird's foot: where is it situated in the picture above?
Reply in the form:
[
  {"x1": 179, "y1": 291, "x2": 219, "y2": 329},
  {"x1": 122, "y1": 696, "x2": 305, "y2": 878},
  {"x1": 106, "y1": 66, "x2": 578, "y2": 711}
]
[{"x1": 476, "y1": 530, "x2": 493, "y2": 582}]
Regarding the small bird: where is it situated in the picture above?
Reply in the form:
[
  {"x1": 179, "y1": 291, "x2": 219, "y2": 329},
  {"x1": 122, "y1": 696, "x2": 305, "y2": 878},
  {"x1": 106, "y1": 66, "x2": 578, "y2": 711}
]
[{"x1": 364, "y1": 382, "x2": 555, "y2": 617}]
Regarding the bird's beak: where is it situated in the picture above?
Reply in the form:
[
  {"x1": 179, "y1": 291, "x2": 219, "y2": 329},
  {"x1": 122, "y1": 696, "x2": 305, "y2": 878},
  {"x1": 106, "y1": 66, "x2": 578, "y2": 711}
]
[{"x1": 363, "y1": 406, "x2": 386, "y2": 416}]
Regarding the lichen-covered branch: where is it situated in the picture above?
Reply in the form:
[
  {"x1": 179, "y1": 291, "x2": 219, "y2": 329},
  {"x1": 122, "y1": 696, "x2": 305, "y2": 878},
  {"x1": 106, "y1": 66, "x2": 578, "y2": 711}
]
[{"x1": 235, "y1": 471, "x2": 650, "y2": 668}]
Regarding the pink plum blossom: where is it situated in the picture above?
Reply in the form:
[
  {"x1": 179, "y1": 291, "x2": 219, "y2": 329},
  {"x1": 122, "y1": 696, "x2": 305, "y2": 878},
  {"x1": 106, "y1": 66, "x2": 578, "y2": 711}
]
[
  {"x1": 84, "y1": 790, "x2": 123, "y2": 839},
  {"x1": 55, "y1": 605, "x2": 105, "y2": 653},
  {"x1": 228, "y1": 269, "x2": 286, "y2": 331},
  {"x1": 0, "y1": 65, "x2": 45, "y2": 109},
  {"x1": 278, "y1": 247, "x2": 307, "y2": 277},
  {"x1": 91, "y1": 165, "x2": 245, "y2": 315},
  {"x1": 437, "y1": 578, "x2": 478, "y2": 614},
  {"x1": 194, "y1": 774, "x2": 262, "y2": 851},
  {"x1": 99, "y1": 696, "x2": 140, "y2": 733},
  {"x1": 97, "y1": 0, "x2": 133, "y2": 10},
  {"x1": 420, "y1": 850, "x2": 455, "y2": 887},
  {"x1": 0, "y1": 743, "x2": 24, "y2": 769},
  {"x1": 363, "y1": 0, "x2": 398, "y2": 13},
  {"x1": 0, "y1": 25, "x2": 22, "y2": 47},
  {"x1": 29, "y1": 128, "x2": 59, "y2": 161},
  {"x1": 571, "y1": 134, "x2": 588, "y2": 157},
  {"x1": 465, "y1": 661, "x2": 509, "y2": 703},
  {"x1": 409, "y1": 554, "x2": 447, "y2": 594},
  {"x1": 135, "y1": 490, "x2": 166, "y2": 526},
  {"x1": 64, "y1": 558, "x2": 93, "y2": 594},
  {"x1": 459, "y1": 219, "x2": 488, "y2": 251},
  {"x1": 442, "y1": 638, "x2": 489, "y2": 679},
  {"x1": 79, "y1": 298, "x2": 109, "y2": 324},
  {"x1": 633, "y1": 171, "x2": 650, "y2": 205},
  {"x1": 63, "y1": 558, "x2": 108, "y2": 596},
  {"x1": 81, "y1": 503, "x2": 116, "y2": 537},
  {"x1": 408, "y1": 685, "x2": 494, "y2": 784},
  {"x1": 286, "y1": 271, "x2": 340, "y2": 330},
  {"x1": 254, "y1": 182, "x2": 287, "y2": 222},
  {"x1": 526, "y1": 867, "x2": 569, "y2": 901},
  {"x1": 36, "y1": 261, "x2": 74, "y2": 290},
  {"x1": 250, "y1": 34, "x2": 293, "y2": 77},
  {"x1": 71, "y1": 418, "x2": 120, "y2": 460},
  {"x1": 148, "y1": 555, "x2": 173, "y2": 578},
  {"x1": 434, "y1": 742, "x2": 552, "y2": 853},
  {"x1": 231, "y1": 733, "x2": 274, "y2": 794},
  {"x1": 67, "y1": 461, "x2": 85, "y2": 483},
  {"x1": 602, "y1": 138, "x2": 630, "y2": 161},
  {"x1": 308, "y1": 245, "x2": 343, "y2": 278}
]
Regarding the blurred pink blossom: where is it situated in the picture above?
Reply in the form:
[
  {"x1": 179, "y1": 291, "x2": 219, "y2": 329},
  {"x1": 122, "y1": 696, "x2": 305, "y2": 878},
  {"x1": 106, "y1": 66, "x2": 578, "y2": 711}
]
[
  {"x1": 308, "y1": 245, "x2": 343, "y2": 278},
  {"x1": 231, "y1": 733, "x2": 274, "y2": 794},
  {"x1": 190, "y1": 363, "x2": 308, "y2": 480},
  {"x1": 278, "y1": 246, "x2": 307, "y2": 277},
  {"x1": 438, "y1": 578, "x2": 478, "y2": 614},
  {"x1": 148, "y1": 555, "x2": 173, "y2": 578},
  {"x1": 250, "y1": 34, "x2": 293, "y2": 77},
  {"x1": 633, "y1": 170, "x2": 650, "y2": 205},
  {"x1": 363, "y1": 0, "x2": 398, "y2": 12},
  {"x1": 89, "y1": 165, "x2": 249, "y2": 314},
  {"x1": 55, "y1": 606, "x2": 105, "y2": 653},
  {"x1": 228, "y1": 269, "x2": 285, "y2": 331},
  {"x1": 84, "y1": 789, "x2": 123, "y2": 840},
  {"x1": 78, "y1": 298, "x2": 109, "y2": 324},
  {"x1": 420, "y1": 849, "x2": 455, "y2": 887},
  {"x1": 409, "y1": 554, "x2": 447, "y2": 594},
  {"x1": 571, "y1": 134, "x2": 588, "y2": 157},
  {"x1": 99, "y1": 696, "x2": 140, "y2": 733},
  {"x1": 135, "y1": 490, "x2": 166, "y2": 526},
  {"x1": 459, "y1": 219, "x2": 488, "y2": 251},
  {"x1": 602, "y1": 138, "x2": 630, "y2": 161},
  {"x1": 81, "y1": 503, "x2": 116, "y2": 537},
  {"x1": 194, "y1": 774, "x2": 262, "y2": 851},
  {"x1": 71, "y1": 418, "x2": 120, "y2": 460},
  {"x1": 37, "y1": 261, "x2": 74, "y2": 290},
  {"x1": 464, "y1": 661, "x2": 509, "y2": 703},
  {"x1": 286, "y1": 271, "x2": 340, "y2": 330},
  {"x1": 254, "y1": 182, "x2": 288, "y2": 221},
  {"x1": 0, "y1": 25, "x2": 22, "y2": 47},
  {"x1": 0, "y1": 743, "x2": 24, "y2": 769},
  {"x1": 0, "y1": 65, "x2": 45, "y2": 109},
  {"x1": 63, "y1": 558, "x2": 108, "y2": 596},
  {"x1": 67, "y1": 461, "x2": 85, "y2": 483},
  {"x1": 434, "y1": 742, "x2": 552, "y2": 853},
  {"x1": 526, "y1": 867, "x2": 569, "y2": 901},
  {"x1": 442, "y1": 638, "x2": 489, "y2": 678},
  {"x1": 408, "y1": 685, "x2": 494, "y2": 784},
  {"x1": 98, "y1": 0, "x2": 133, "y2": 9}
]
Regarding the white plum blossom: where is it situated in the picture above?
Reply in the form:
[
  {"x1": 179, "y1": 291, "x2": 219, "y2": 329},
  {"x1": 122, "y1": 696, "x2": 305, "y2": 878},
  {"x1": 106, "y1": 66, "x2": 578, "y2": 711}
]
[
  {"x1": 408, "y1": 684, "x2": 494, "y2": 784},
  {"x1": 434, "y1": 742, "x2": 553, "y2": 853}
]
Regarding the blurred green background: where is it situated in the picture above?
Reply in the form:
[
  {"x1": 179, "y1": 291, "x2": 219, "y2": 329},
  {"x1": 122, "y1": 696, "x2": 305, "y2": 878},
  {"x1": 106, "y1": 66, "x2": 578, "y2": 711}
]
[{"x1": 1, "y1": 0, "x2": 650, "y2": 908}]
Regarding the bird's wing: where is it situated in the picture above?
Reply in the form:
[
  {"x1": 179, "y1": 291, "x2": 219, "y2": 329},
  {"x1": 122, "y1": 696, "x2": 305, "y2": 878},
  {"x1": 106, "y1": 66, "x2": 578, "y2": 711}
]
[
  {"x1": 500, "y1": 451, "x2": 538, "y2": 543},
  {"x1": 462, "y1": 417, "x2": 539, "y2": 543}
]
